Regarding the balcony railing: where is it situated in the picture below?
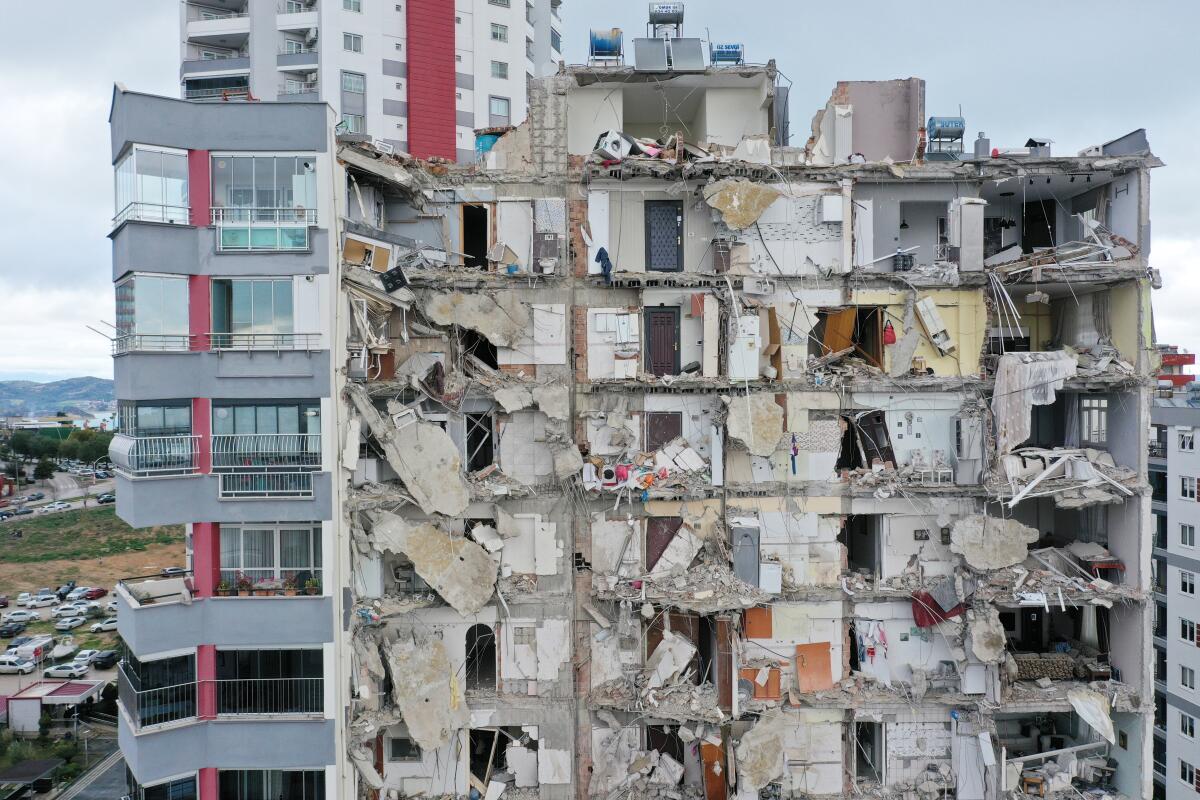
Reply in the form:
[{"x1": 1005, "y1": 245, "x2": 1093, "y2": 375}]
[
  {"x1": 114, "y1": 201, "x2": 189, "y2": 226},
  {"x1": 280, "y1": 82, "x2": 318, "y2": 95},
  {"x1": 278, "y1": 1, "x2": 316, "y2": 13},
  {"x1": 218, "y1": 567, "x2": 323, "y2": 595},
  {"x1": 210, "y1": 207, "x2": 317, "y2": 251},
  {"x1": 118, "y1": 664, "x2": 197, "y2": 728},
  {"x1": 208, "y1": 332, "x2": 321, "y2": 351},
  {"x1": 279, "y1": 44, "x2": 318, "y2": 55},
  {"x1": 1150, "y1": 441, "x2": 1167, "y2": 458},
  {"x1": 212, "y1": 433, "x2": 321, "y2": 471},
  {"x1": 111, "y1": 333, "x2": 195, "y2": 355},
  {"x1": 109, "y1": 434, "x2": 201, "y2": 478},
  {"x1": 188, "y1": 7, "x2": 249, "y2": 22},
  {"x1": 184, "y1": 86, "x2": 250, "y2": 100},
  {"x1": 214, "y1": 677, "x2": 324, "y2": 715},
  {"x1": 218, "y1": 471, "x2": 314, "y2": 499}
]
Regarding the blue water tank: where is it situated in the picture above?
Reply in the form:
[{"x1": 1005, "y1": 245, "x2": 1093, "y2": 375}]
[
  {"x1": 710, "y1": 42, "x2": 744, "y2": 64},
  {"x1": 589, "y1": 28, "x2": 623, "y2": 59},
  {"x1": 927, "y1": 116, "x2": 966, "y2": 141}
]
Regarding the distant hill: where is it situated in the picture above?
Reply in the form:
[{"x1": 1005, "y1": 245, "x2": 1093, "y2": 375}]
[{"x1": 0, "y1": 377, "x2": 114, "y2": 415}]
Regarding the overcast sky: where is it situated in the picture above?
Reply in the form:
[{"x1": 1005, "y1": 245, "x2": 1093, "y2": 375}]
[{"x1": 1, "y1": 0, "x2": 1197, "y2": 381}]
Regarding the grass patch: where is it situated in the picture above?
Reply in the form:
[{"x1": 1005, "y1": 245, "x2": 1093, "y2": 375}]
[{"x1": 0, "y1": 507, "x2": 181, "y2": 564}]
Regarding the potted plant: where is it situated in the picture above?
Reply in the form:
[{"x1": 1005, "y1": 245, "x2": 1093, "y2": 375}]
[
  {"x1": 253, "y1": 578, "x2": 280, "y2": 597},
  {"x1": 304, "y1": 578, "x2": 321, "y2": 596},
  {"x1": 235, "y1": 572, "x2": 253, "y2": 597},
  {"x1": 216, "y1": 580, "x2": 232, "y2": 597},
  {"x1": 283, "y1": 575, "x2": 298, "y2": 597}
]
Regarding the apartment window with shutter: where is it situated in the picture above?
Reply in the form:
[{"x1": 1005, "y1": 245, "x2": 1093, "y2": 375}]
[
  {"x1": 491, "y1": 23, "x2": 508, "y2": 42},
  {"x1": 1080, "y1": 397, "x2": 1107, "y2": 446},
  {"x1": 344, "y1": 33, "x2": 363, "y2": 52}
]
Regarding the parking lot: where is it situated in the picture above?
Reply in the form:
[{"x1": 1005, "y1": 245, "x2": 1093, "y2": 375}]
[{"x1": 0, "y1": 664, "x2": 117, "y2": 695}]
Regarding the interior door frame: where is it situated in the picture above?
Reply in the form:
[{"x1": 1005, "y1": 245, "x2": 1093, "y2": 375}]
[
  {"x1": 644, "y1": 199, "x2": 684, "y2": 272},
  {"x1": 644, "y1": 306, "x2": 681, "y2": 376}
]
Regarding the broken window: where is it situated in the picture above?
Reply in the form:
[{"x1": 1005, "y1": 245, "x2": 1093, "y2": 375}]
[
  {"x1": 1021, "y1": 199, "x2": 1056, "y2": 253},
  {"x1": 462, "y1": 204, "x2": 490, "y2": 268},
  {"x1": 468, "y1": 727, "x2": 530, "y2": 791},
  {"x1": 465, "y1": 412, "x2": 496, "y2": 472},
  {"x1": 460, "y1": 328, "x2": 498, "y2": 370},
  {"x1": 645, "y1": 518, "x2": 683, "y2": 572},
  {"x1": 464, "y1": 624, "x2": 497, "y2": 690},
  {"x1": 646, "y1": 611, "x2": 703, "y2": 685},
  {"x1": 810, "y1": 307, "x2": 883, "y2": 368},
  {"x1": 388, "y1": 732, "x2": 421, "y2": 762},
  {"x1": 644, "y1": 411, "x2": 682, "y2": 452},
  {"x1": 1080, "y1": 397, "x2": 1108, "y2": 446}
]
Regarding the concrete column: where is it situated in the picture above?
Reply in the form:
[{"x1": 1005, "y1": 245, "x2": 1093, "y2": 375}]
[
  {"x1": 197, "y1": 644, "x2": 217, "y2": 720},
  {"x1": 187, "y1": 150, "x2": 210, "y2": 227},
  {"x1": 192, "y1": 397, "x2": 211, "y2": 474},
  {"x1": 188, "y1": 275, "x2": 210, "y2": 352},
  {"x1": 198, "y1": 767, "x2": 217, "y2": 800},
  {"x1": 192, "y1": 522, "x2": 221, "y2": 598}
]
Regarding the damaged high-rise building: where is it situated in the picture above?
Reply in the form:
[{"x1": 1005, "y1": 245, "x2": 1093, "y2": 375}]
[{"x1": 108, "y1": 9, "x2": 1161, "y2": 800}]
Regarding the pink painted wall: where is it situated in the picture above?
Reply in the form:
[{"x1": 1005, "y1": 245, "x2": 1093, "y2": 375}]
[
  {"x1": 191, "y1": 522, "x2": 220, "y2": 598},
  {"x1": 187, "y1": 149, "x2": 210, "y2": 227}
]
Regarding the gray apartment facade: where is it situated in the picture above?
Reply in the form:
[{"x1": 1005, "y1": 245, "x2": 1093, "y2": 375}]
[
  {"x1": 1151, "y1": 381, "x2": 1200, "y2": 800},
  {"x1": 108, "y1": 87, "x2": 346, "y2": 800}
]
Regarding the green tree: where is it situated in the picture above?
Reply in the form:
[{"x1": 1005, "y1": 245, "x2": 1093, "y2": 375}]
[
  {"x1": 8, "y1": 430, "x2": 38, "y2": 458},
  {"x1": 37, "y1": 712, "x2": 51, "y2": 741},
  {"x1": 34, "y1": 458, "x2": 56, "y2": 482}
]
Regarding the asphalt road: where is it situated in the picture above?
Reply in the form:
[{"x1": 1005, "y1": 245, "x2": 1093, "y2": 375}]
[
  {"x1": 58, "y1": 744, "x2": 125, "y2": 800},
  {"x1": 0, "y1": 472, "x2": 115, "y2": 522}
]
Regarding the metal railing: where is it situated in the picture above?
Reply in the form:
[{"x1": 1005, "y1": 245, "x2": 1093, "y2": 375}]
[
  {"x1": 1154, "y1": 759, "x2": 1166, "y2": 776},
  {"x1": 207, "y1": 332, "x2": 321, "y2": 351},
  {"x1": 189, "y1": 7, "x2": 249, "y2": 22},
  {"x1": 218, "y1": 567, "x2": 323, "y2": 594},
  {"x1": 213, "y1": 677, "x2": 324, "y2": 715},
  {"x1": 114, "y1": 201, "x2": 190, "y2": 226},
  {"x1": 118, "y1": 664, "x2": 197, "y2": 728},
  {"x1": 278, "y1": 1, "x2": 316, "y2": 12},
  {"x1": 184, "y1": 86, "x2": 250, "y2": 100},
  {"x1": 279, "y1": 44, "x2": 318, "y2": 54},
  {"x1": 110, "y1": 434, "x2": 201, "y2": 478},
  {"x1": 1150, "y1": 441, "x2": 1167, "y2": 458},
  {"x1": 118, "y1": 571, "x2": 193, "y2": 607},
  {"x1": 212, "y1": 433, "x2": 322, "y2": 471},
  {"x1": 279, "y1": 81, "x2": 318, "y2": 95},
  {"x1": 218, "y1": 471, "x2": 314, "y2": 499},
  {"x1": 211, "y1": 207, "x2": 318, "y2": 225},
  {"x1": 111, "y1": 333, "x2": 195, "y2": 355}
]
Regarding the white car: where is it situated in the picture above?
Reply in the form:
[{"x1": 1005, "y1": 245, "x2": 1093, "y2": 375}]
[
  {"x1": 27, "y1": 594, "x2": 58, "y2": 608},
  {"x1": 0, "y1": 655, "x2": 35, "y2": 675},
  {"x1": 43, "y1": 662, "x2": 88, "y2": 679},
  {"x1": 37, "y1": 502, "x2": 70, "y2": 514},
  {"x1": 73, "y1": 649, "x2": 101, "y2": 664},
  {"x1": 105, "y1": 600, "x2": 118, "y2": 613},
  {"x1": 66, "y1": 587, "x2": 91, "y2": 602},
  {"x1": 52, "y1": 604, "x2": 87, "y2": 619},
  {"x1": 54, "y1": 616, "x2": 86, "y2": 631},
  {"x1": 15, "y1": 592, "x2": 32, "y2": 607},
  {"x1": 2, "y1": 610, "x2": 41, "y2": 623},
  {"x1": 90, "y1": 618, "x2": 118, "y2": 633}
]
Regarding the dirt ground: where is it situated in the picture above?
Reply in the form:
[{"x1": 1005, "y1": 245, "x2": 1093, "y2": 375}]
[{"x1": 0, "y1": 541, "x2": 183, "y2": 594}]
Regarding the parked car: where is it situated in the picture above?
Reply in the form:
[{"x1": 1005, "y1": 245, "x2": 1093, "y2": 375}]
[
  {"x1": 10, "y1": 508, "x2": 33, "y2": 516},
  {"x1": 55, "y1": 581, "x2": 76, "y2": 600},
  {"x1": 54, "y1": 616, "x2": 86, "y2": 631},
  {"x1": 0, "y1": 595, "x2": 8, "y2": 608},
  {"x1": 0, "y1": 511, "x2": 12, "y2": 520},
  {"x1": 83, "y1": 587, "x2": 108, "y2": 600},
  {"x1": 27, "y1": 594, "x2": 58, "y2": 608},
  {"x1": 105, "y1": 600, "x2": 118, "y2": 614},
  {"x1": 43, "y1": 661, "x2": 88, "y2": 679},
  {"x1": 96, "y1": 493, "x2": 115, "y2": 504},
  {"x1": 0, "y1": 655, "x2": 35, "y2": 675},
  {"x1": 51, "y1": 604, "x2": 87, "y2": 619},
  {"x1": 26, "y1": 492, "x2": 44, "y2": 501},
  {"x1": 0, "y1": 622, "x2": 27, "y2": 638},
  {"x1": 37, "y1": 502, "x2": 70, "y2": 513},
  {"x1": 89, "y1": 617, "x2": 118, "y2": 633},
  {"x1": 91, "y1": 650, "x2": 120, "y2": 669},
  {"x1": 3, "y1": 610, "x2": 41, "y2": 624},
  {"x1": 72, "y1": 649, "x2": 101, "y2": 664},
  {"x1": 15, "y1": 592, "x2": 32, "y2": 607},
  {"x1": 66, "y1": 587, "x2": 90, "y2": 602},
  {"x1": 160, "y1": 567, "x2": 188, "y2": 578}
]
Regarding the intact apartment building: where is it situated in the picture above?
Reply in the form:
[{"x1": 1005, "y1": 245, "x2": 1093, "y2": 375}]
[
  {"x1": 178, "y1": 0, "x2": 563, "y2": 160},
  {"x1": 109, "y1": 19, "x2": 1161, "y2": 800},
  {"x1": 1149, "y1": 357, "x2": 1200, "y2": 800}
]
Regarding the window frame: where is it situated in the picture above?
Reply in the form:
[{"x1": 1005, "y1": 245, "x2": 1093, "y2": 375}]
[
  {"x1": 218, "y1": 522, "x2": 323, "y2": 586},
  {"x1": 490, "y1": 22, "x2": 508, "y2": 42},
  {"x1": 1181, "y1": 428, "x2": 1196, "y2": 452},
  {"x1": 1185, "y1": 523, "x2": 1197, "y2": 549},
  {"x1": 1080, "y1": 396, "x2": 1108, "y2": 446},
  {"x1": 490, "y1": 60, "x2": 509, "y2": 79},
  {"x1": 1182, "y1": 617, "x2": 1197, "y2": 645},
  {"x1": 1183, "y1": 712, "x2": 1197, "y2": 739},
  {"x1": 1184, "y1": 665, "x2": 1197, "y2": 691},
  {"x1": 343, "y1": 32, "x2": 363, "y2": 52},
  {"x1": 341, "y1": 71, "x2": 366, "y2": 94},
  {"x1": 387, "y1": 734, "x2": 422, "y2": 762},
  {"x1": 341, "y1": 113, "x2": 366, "y2": 134},
  {"x1": 1184, "y1": 570, "x2": 1197, "y2": 596},
  {"x1": 1185, "y1": 476, "x2": 1198, "y2": 501},
  {"x1": 343, "y1": 0, "x2": 363, "y2": 10}
]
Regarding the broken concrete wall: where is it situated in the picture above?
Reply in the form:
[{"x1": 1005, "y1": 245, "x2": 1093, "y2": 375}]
[
  {"x1": 777, "y1": 709, "x2": 844, "y2": 795},
  {"x1": 370, "y1": 512, "x2": 497, "y2": 613},
  {"x1": 385, "y1": 632, "x2": 471, "y2": 751},
  {"x1": 727, "y1": 498, "x2": 842, "y2": 588},
  {"x1": 950, "y1": 515, "x2": 1039, "y2": 571},
  {"x1": 741, "y1": 600, "x2": 844, "y2": 690},
  {"x1": 497, "y1": 409, "x2": 556, "y2": 481},
  {"x1": 597, "y1": 184, "x2": 716, "y2": 274},
  {"x1": 855, "y1": 601, "x2": 959, "y2": 687},
  {"x1": 496, "y1": 507, "x2": 563, "y2": 578},
  {"x1": 423, "y1": 290, "x2": 530, "y2": 347},
  {"x1": 880, "y1": 710, "x2": 955, "y2": 787},
  {"x1": 725, "y1": 393, "x2": 784, "y2": 457}
]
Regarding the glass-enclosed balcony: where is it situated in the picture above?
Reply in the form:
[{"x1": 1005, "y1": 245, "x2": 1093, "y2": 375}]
[
  {"x1": 114, "y1": 145, "x2": 189, "y2": 226},
  {"x1": 210, "y1": 154, "x2": 317, "y2": 251},
  {"x1": 110, "y1": 402, "x2": 198, "y2": 478}
]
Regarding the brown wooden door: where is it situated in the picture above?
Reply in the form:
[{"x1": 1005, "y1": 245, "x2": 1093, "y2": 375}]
[
  {"x1": 795, "y1": 642, "x2": 834, "y2": 692},
  {"x1": 645, "y1": 307, "x2": 680, "y2": 376},
  {"x1": 644, "y1": 411, "x2": 683, "y2": 452}
]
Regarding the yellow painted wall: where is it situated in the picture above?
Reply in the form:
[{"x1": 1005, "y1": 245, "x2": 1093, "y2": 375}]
[
  {"x1": 853, "y1": 288, "x2": 987, "y2": 377},
  {"x1": 1109, "y1": 280, "x2": 1148, "y2": 367}
]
